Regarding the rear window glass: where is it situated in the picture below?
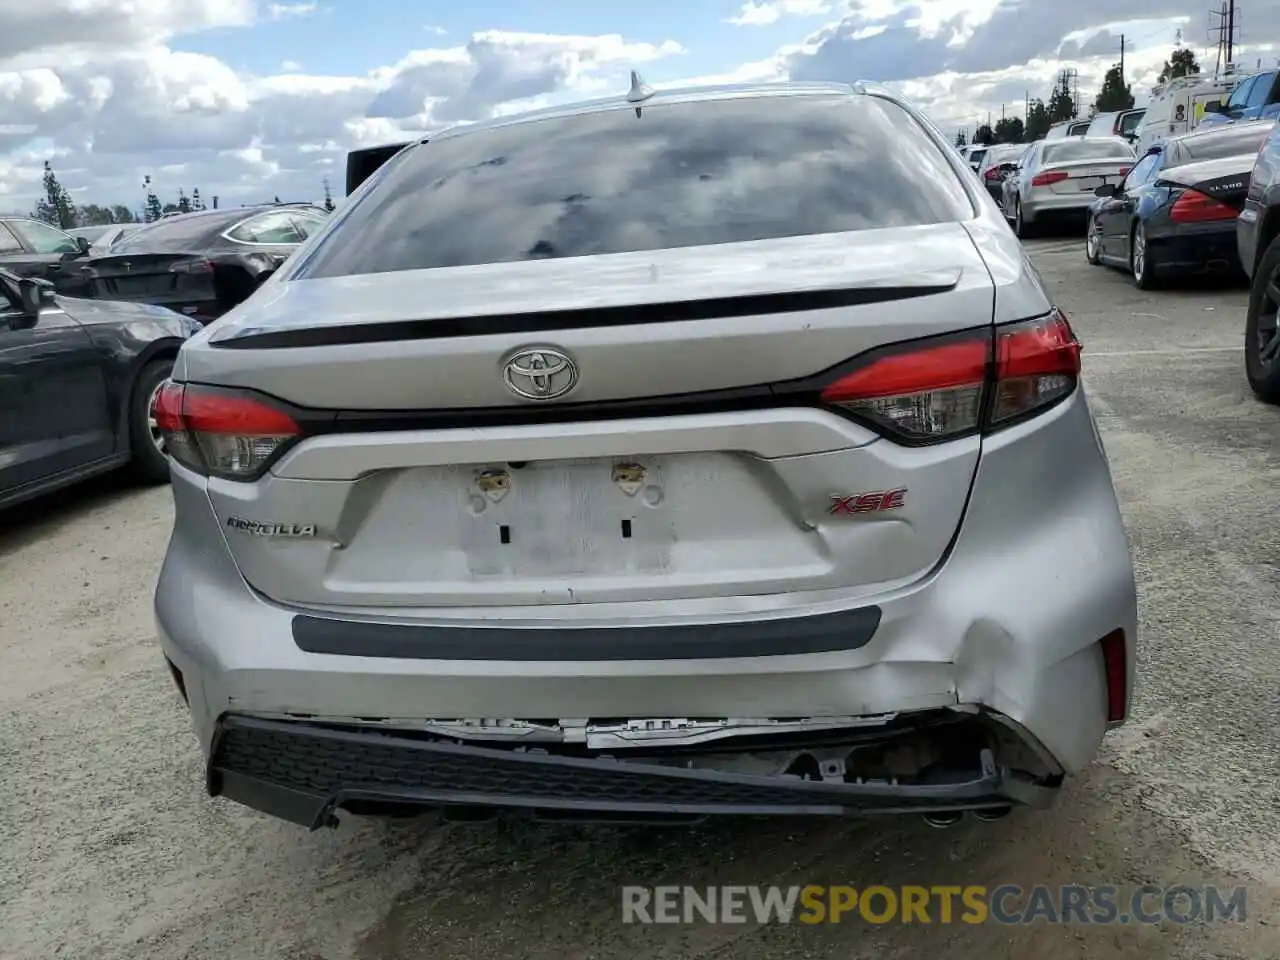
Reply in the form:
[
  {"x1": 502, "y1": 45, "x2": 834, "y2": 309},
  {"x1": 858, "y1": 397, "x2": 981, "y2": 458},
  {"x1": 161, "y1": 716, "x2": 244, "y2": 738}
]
[
  {"x1": 1170, "y1": 124, "x2": 1274, "y2": 166},
  {"x1": 1042, "y1": 139, "x2": 1134, "y2": 164},
  {"x1": 296, "y1": 94, "x2": 974, "y2": 278}
]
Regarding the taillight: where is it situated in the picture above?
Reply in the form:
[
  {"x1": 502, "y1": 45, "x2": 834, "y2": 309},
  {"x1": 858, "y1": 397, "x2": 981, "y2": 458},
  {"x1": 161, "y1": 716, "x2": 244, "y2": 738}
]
[
  {"x1": 1099, "y1": 629, "x2": 1128, "y2": 724},
  {"x1": 154, "y1": 381, "x2": 302, "y2": 480},
  {"x1": 170, "y1": 258, "x2": 214, "y2": 274},
  {"x1": 1031, "y1": 170, "x2": 1069, "y2": 187},
  {"x1": 1168, "y1": 188, "x2": 1237, "y2": 222},
  {"x1": 818, "y1": 310, "x2": 1081, "y2": 444},
  {"x1": 1117, "y1": 166, "x2": 1130, "y2": 177},
  {"x1": 990, "y1": 308, "x2": 1081, "y2": 424},
  {"x1": 983, "y1": 167, "x2": 1001, "y2": 180}
]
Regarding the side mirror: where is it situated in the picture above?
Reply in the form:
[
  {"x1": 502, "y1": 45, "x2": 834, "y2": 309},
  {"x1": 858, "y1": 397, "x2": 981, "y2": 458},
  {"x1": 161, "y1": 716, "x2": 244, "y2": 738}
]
[
  {"x1": 75, "y1": 236, "x2": 91, "y2": 254},
  {"x1": 1094, "y1": 184, "x2": 1118, "y2": 198},
  {"x1": 1203, "y1": 101, "x2": 1223, "y2": 115},
  {"x1": 15, "y1": 276, "x2": 54, "y2": 326}
]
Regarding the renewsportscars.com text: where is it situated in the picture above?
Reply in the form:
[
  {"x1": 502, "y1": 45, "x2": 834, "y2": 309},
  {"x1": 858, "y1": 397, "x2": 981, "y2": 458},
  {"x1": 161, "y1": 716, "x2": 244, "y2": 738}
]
[{"x1": 620, "y1": 884, "x2": 1248, "y2": 925}]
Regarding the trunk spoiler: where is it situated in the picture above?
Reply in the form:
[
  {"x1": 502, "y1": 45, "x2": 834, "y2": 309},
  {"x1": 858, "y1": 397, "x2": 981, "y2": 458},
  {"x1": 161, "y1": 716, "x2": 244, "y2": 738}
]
[{"x1": 345, "y1": 141, "x2": 414, "y2": 195}]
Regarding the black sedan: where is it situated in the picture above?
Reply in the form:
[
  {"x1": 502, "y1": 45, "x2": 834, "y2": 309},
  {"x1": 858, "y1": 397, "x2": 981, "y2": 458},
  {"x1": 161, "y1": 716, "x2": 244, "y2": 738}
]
[
  {"x1": 1085, "y1": 120, "x2": 1275, "y2": 287},
  {"x1": 0, "y1": 216, "x2": 92, "y2": 282},
  {"x1": 0, "y1": 268, "x2": 201, "y2": 510},
  {"x1": 62, "y1": 203, "x2": 330, "y2": 323}
]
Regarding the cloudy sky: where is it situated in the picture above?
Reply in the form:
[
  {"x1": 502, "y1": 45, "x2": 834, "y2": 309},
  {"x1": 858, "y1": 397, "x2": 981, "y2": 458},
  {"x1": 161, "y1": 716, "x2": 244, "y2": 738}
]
[{"x1": 3, "y1": 0, "x2": 1279, "y2": 216}]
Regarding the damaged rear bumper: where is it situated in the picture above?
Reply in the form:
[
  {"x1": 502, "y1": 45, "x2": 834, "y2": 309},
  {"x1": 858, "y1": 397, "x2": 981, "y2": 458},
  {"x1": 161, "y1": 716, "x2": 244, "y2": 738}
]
[{"x1": 208, "y1": 713, "x2": 1061, "y2": 828}]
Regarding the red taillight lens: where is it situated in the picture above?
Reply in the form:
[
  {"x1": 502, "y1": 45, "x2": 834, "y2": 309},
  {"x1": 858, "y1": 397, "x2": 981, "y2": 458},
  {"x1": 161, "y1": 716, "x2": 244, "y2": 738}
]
[
  {"x1": 983, "y1": 168, "x2": 1001, "y2": 180},
  {"x1": 1169, "y1": 188, "x2": 1237, "y2": 223},
  {"x1": 1099, "y1": 629, "x2": 1128, "y2": 724},
  {"x1": 819, "y1": 334, "x2": 988, "y2": 441},
  {"x1": 1031, "y1": 170, "x2": 1069, "y2": 187},
  {"x1": 818, "y1": 310, "x2": 1080, "y2": 443},
  {"x1": 991, "y1": 309, "x2": 1081, "y2": 425},
  {"x1": 154, "y1": 381, "x2": 302, "y2": 479},
  {"x1": 170, "y1": 258, "x2": 214, "y2": 275},
  {"x1": 1117, "y1": 166, "x2": 1130, "y2": 177}
]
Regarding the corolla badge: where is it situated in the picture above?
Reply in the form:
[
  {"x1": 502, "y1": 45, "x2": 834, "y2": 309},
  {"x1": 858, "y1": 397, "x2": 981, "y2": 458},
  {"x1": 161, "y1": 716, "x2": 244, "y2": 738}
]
[{"x1": 501, "y1": 347, "x2": 579, "y2": 401}]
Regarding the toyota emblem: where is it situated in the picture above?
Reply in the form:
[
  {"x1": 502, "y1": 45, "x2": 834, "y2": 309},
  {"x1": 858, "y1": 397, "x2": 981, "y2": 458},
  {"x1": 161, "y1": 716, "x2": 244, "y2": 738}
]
[{"x1": 502, "y1": 347, "x2": 579, "y2": 401}]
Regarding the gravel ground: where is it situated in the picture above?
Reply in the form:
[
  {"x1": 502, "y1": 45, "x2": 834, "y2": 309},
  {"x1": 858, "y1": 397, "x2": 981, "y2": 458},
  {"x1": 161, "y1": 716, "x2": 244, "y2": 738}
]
[{"x1": 3, "y1": 237, "x2": 1280, "y2": 959}]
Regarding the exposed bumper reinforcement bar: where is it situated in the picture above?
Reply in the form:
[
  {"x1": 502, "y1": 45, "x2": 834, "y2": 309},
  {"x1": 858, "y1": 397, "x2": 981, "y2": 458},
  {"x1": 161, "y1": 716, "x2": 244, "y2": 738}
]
[{"x1": 209, "y1": 715, "x2": 1058, "y2": 829}]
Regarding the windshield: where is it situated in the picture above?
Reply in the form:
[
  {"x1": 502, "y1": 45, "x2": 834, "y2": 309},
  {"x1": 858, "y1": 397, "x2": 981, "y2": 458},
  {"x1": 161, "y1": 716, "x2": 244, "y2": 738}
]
[
  {"x1": 1042, "y1": 139, "x2": 1135, "y2": 164},
  {"x1": 295, "y1": 94, "x2": 974, "y2": 279}
]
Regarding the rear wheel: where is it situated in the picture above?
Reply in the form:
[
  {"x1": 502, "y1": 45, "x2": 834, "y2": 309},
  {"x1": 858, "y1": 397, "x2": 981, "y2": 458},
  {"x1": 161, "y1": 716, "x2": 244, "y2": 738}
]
[
  {"x1": 1014, "y1": 199, "x2": 1029, "y2": 238},
  {"x1": 1130, "y1": 221, "x2": 1156, "y2": 289},
  {"x1": 128, "y1": 357, "x2": 175, "y2": 484},
  {"x1": 1085, "y1": 214, "x2": 1102, "y2": 265},
  {"x1": 1245, "y1": 234, "x2": 1280, "y2": 403}
]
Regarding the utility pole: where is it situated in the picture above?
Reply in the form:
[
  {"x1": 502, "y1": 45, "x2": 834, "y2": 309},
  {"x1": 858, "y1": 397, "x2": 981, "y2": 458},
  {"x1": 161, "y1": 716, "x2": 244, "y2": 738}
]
[
  {"x1": 1119, "y1": 34, "x2": 1125, "y2": 81},
  {"x1": 1227, "y1": 0, "x2": 1235, "y2": 65}
]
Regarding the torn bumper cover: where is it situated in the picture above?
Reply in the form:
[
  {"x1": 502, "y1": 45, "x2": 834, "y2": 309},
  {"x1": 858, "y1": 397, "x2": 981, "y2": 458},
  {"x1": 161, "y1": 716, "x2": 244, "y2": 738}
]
[{"x1": 208, "y1": 714, "x2": 1061, "y2": 829}]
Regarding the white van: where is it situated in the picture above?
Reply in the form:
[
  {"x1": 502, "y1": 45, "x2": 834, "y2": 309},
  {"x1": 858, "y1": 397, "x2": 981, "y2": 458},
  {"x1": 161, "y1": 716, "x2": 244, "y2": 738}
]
[
  {"x1": 1044, "y1": 119, "x2": 1091, "y2": 140},
  {"x1": 1132, "y1": 73, "x2": 1240, "y2": 154}
]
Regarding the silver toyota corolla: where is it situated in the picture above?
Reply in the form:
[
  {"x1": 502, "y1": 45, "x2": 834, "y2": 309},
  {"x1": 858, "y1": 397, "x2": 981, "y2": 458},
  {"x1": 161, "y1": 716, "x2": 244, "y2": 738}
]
[{"x1": 153, "y1": 78, "x2": 1138, "y2": 830}]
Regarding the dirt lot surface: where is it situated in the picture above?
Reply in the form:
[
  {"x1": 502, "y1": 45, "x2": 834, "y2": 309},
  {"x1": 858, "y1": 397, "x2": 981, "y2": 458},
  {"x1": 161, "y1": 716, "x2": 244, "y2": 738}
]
[{"x1": 3, "y1": 237, "x2": 1280, "y2": 959}]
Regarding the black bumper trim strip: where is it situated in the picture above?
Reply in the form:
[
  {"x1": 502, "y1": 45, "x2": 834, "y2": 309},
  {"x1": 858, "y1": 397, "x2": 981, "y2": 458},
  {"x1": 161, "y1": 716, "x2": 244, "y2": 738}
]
[{"x1": 291, "y1": 605, "x2": 882, "y2": 661}]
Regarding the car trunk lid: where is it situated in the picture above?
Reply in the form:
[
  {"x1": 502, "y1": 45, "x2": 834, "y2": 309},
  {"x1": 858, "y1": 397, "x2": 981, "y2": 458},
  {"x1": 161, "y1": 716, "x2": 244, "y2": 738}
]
[
  {"x1": 1036, "y1": 158, "x2": 1134, "y2": 195},
  {"x1": 1159, "y1": 154, "x2": 1256, "y2": 211},
  {"x1": 187, "y1": 223, "x2": 996, "y2": 610},
  {"x1": 83, "y1": 251, "x2": 219, "y2": 317}
]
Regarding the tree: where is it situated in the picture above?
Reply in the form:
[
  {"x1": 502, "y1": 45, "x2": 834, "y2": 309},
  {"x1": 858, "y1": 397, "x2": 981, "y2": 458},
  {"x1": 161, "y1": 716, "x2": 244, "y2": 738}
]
[
  {"x1": 994, "y1": 116, "x2": 1025, "y2": 144},
  {"x1": 322, "y1": 177, "x2": 335, "y2": 212},
  {"x1": 77, "y1": 203, "x2": 115, "y2": 226},
  {"x1": 177, "y1": 188, "x2": 192, "y2": 214},
  {"x1": 142, "y1": 175, "x2": 163, "y2": 222},
  {"x1": 954, "y1": 129, "x2": 968, "y2": 147},
  {"x1": 34, "y1": 161, "x2": 77, "y2": 229},
  {"x1": 1047, "y1": 73, "x2": 1077, "y2": 122},
  {"x1": 191, "y1": 187, "x2": 205, "y2": 211},
  {"x1": 1094, "y1": 64, "x2": 1135, "y2": 113},
  {"x1": 1024, "y1": 98, "x2": 1052, "y2": 141},
  {"x1": 1159, "y1": 48, "x2": 1200, "y2": 83},
  {"x1": 111, "y1": 205, "x2": 136, "y2": 224},
  {"x1": 972, "y1": 123, "x2": 995, "y2": 145}
]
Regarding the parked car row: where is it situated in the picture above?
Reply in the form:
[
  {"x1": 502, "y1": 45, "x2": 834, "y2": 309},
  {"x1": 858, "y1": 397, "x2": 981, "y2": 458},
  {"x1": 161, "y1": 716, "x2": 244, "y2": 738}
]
[
  {"x1": 0, "y1": 201, "x2": 329, "y2": 325},
  {"x1": 0, "y1": 200, "x2": 332, "y2": 510}
]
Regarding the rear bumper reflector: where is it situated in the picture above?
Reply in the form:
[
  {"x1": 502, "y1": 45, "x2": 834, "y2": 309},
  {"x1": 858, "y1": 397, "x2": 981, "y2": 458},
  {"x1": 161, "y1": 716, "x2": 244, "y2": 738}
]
[{"x1": 291, "y1": 605, "x2": 882, "y2": 661}]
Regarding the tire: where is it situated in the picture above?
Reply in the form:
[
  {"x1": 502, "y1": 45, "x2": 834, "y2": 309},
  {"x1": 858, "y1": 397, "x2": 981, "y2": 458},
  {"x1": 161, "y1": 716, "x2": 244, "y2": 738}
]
[
  {"x1": 1085, "y1": 214, "x2": 1102, "y2": 265},
  {"x1": 1014, "y1": 199, "x2": 1029, "y2": 238},
  {"x1": 1130, "y1": 221, "x2": 1156, "y2": 289},
  {"x1": 128, "y1": 357, "x2": 175, "y2": 484},
  {"x1": 1244, "y1": 234, "x2": 1280, "y2": 404}
]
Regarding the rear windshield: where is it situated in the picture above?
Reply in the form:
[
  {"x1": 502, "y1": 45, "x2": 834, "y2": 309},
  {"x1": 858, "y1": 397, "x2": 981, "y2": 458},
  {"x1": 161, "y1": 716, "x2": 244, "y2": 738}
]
[
  {"x1": 1042, "y1": 139, "x2": 1134, "y2": 164},
  {"x1": 1169, "y1": 124, "x2": 1274, "y2": 166},
  {"x1": 296, "y1": 94, "x2": 974, "y2": 278}
]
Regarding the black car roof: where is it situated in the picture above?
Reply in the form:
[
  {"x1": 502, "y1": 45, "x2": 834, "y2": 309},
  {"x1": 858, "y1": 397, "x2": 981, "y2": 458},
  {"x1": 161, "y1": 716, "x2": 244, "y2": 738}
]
[{"x1": 108, "y1": 204, "x2": 325, "y2": 253}]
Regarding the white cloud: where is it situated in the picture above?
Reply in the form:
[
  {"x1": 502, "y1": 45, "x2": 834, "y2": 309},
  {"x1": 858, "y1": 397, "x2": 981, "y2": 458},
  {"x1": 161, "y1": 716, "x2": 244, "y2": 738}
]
[
  {"x1": 727, "y1": 1, "x2": 833, "y2": 26},
  {"x1": 0, "y1": 13, "x2": 689, "y2": 213},
  {"x1": 267, "y1": 2, "x2": 317, "y2": 19}
]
